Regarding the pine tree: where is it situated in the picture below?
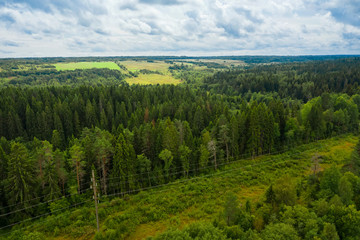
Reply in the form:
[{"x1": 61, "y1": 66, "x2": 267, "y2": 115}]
[
  {"x1": 208, "y1": 140, "x2": 217, "y2": 170},
  {"x1": 229, "y1": 115, "x2": 239, "y2": 158},
  {"x1": 110, "y1": 133, "x2": 136, "y2": 194},
  {"x1": 85, "y1": 99, "x2": 96, "y2": 127},
  {"x1": 223, "y1": 192, "x2": 239, "y2": 226},
  {"x1": 248, "y1": 103, "x2": 261, "y2": 158},
  {"x1": 179, "y1": 145, "x2": 192, "y2": 177},
  {"x1": 162, "y1": 118, "x2": 179, "y2": 160},
  {"x1": 159, "y1": 149, "x2": 173, "y2": 182},
  {"x1": 69, "y1": 142, "x2": 85, "y2": 194},
  {"x1": 41, "y1": 141, "x2": 61, "y2": 201},
  {"x1": 197, "y1": 143, "x2": 207, "y2": 168},
  {"x1": 53, "y1": 149, "x2": 67, "y2": 195},
  {"x1": 0, "y1": 145, "x2": 8, "y2": 210},
  {"x1": 94, "y1": 128, "x2": 113, "y2": 195},
  {"x1": 137, "y1": 154, "x2": 152, "y2": 187},
  {"x1": 219, "y1": 124, "x2": 230, "y2": 162},
  {"x1": 6, "y1": 142, "x2": 36, "y2": 208}
]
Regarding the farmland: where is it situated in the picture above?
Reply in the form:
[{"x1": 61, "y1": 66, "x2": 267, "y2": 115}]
[
  {"x1": 54, "y1": 61, "x2": 121, "y2": 71},
  {"x1": 120, "y1": 61, "x2": 171, "y2": 73},
  {"x1": 126, "y1": 74, "x2": 182, "y2": 85}
]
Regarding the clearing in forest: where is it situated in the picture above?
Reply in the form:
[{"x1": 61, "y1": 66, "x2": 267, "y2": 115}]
[
  {"x1": 126, "y1": 74, "x2": 182, "y2": 85},
  {"x1": 120, "y1": 60, "x2": 171, "y2": 72},
  {"x1": 54, "y1": 61, "x2": 121, "y2": 71},
  {"x1": 10, "y1": 135, "x2": 356, "y2": 240}
]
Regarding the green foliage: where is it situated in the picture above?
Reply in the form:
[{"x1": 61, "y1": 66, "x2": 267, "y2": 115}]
[
  {"x1": 223, "y1": 192, "x2": 239, "y2": 226},
  {"x1": 272, "y1": 175, "x2": 297, "y2": 206},
  {"x1": 49, "y1": 197, "x2": 70, "y2": 214},
  {"x1": 338, "y1": 176, "x2": 353, "y2": 206},
  {"x1": 22, "y1": 231, "x2": 46, "y2": 240},
  {"x1": 159, "y1": 149, "x2": 173, "y2": 181},
  {"x1": 319, "y1": 165, "x2": 341, "y2": 199},
  {"x1": 321, "y1": 223, "x2": 339, "y2": 240},
  {"x1": 153, "y1": 222, "x2": 228, "y2": 240},
  {"x1": 262, "y1": 223, "x2": 300, "y2": 240},
  {"x1": 6, "y1": 142, "x2": 37, "y2": 207},
  {"x1": 281, "y1": 205, "x2": 320, "y2": 239}
]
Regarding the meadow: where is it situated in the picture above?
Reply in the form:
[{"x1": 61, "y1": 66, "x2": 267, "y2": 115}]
[
  {"x1": 54, "y1": 62, "x2": 121, "y2": 71},
  {"x1": 126, "y1": 74, "x2": 182, "y2": 85},
  {"x1": 120, "y1": 61, "x2": 172, "y2": 72}
]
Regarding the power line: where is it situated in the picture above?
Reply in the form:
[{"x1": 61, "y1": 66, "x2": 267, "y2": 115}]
[
  {"x1": 0, "y1": 199, "x2": 92, "y2": 232},
  {"x1": 106, "y1": 151, "x2": 302, "y2": 198},
  {"x1": 0, "y1": 179, "x2": 92, "y2": 210},
  {"x1": 0, "y1": 180, "x2": 92, "y2": 211},
  {"x1": 0, "y1": 141, "x2": 323, "y2": 217},
  {"x1": 105, "y1": 144, "x2": 305, "y2": 189},
  {"x1": 0, "y1": 140, "x2": 324, "y2": 234},
  {"x1": 0, "y1": 188, "x2": 91, "y2": 218},
  {"x1": 105, "y1": 144, "x2": 298, "y2": 183}
]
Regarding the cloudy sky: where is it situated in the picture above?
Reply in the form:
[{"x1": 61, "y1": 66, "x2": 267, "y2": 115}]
[{"x1": 0, "y1": 0, "x2": 359, "y2": 57}]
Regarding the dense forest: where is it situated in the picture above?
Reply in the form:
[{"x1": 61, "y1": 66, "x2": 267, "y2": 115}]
[
  {"x1": 202, "y1": 58, "x2": 360, "y2": 100},
  {"x1": 1, "y1": 56, "x2": 360, "y2": 239}
]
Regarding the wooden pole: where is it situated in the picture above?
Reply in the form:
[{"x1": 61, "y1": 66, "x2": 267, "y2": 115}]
[{"x1": 92, "y1": 169, "x2": 100, "y2": 232}]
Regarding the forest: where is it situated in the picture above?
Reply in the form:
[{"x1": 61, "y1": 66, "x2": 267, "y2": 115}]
[{"x1": 1, "y1": 56, "x2": 360, "y2": 239}]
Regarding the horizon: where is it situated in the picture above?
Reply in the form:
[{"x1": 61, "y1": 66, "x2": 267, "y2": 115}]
[{"x1": 1, "y1": 54, "x2": 360, "y2": 60}]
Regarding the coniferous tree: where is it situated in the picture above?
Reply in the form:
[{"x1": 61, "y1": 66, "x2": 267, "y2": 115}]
[
  {"x1": 208, "y1": 140, "x2": 217, "y2": 170},
  {"x1": 41, "y1": 141, "x2": 61, "y2": 201},
  {"x1": 199, "y1": 144, "x2": 209, "y2": 172},
  {"x1": 53, "y1": 149, "x2": 67, "y2": 195},
  {"x1": 137, "y1": 154, "x2": 152, "y2": 187},
  {"x1": 219, "y1": 124, "x2": 230, "y2": 162},
  {"x1": 159, "y1": 149, "x2": 173, "y2": 182},
  {"x1": 69, "y1": 141, "x2": 85, "y2": 194},
  {"x1": 6, "y1": 142, "x2": 36, "y2": 208},
  {"x1": 179, "y1": 145, "x2": 192, "y2": 177},
  {"x1": 94, "y1": 128, "x2": 113, "y2": 195}
]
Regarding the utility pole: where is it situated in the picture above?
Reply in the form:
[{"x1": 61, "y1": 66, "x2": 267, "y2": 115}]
[{"x1": 91, "y1": 169, "x2": 100, "y2": 232}]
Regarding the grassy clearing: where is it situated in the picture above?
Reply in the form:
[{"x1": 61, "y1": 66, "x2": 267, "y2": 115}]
[
  {"x1": 120, "y1": 61, "x2": 171, "y2": 72},
  {"x1": 126, "y1": 74, "x2": 182, "y2": 85},
  {"x1": 7, "y1": 135, "x2": 357, "y2": 240},
  {"x1": 121, "y1": 135, "x2": 357, "y2": 239},
  {"x1": 177, "y1": 59, "x2": 247, "y2": 67},
  {"x1": 54, "y1": 62, "x2": 120, "y2": 71}
]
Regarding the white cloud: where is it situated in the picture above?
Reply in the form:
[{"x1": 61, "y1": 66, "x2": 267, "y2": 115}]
[{"x1": 0, "y1": 0, "x2": 359, "y2": 57}]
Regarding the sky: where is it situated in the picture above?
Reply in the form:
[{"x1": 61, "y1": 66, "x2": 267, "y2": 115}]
[{"x1": 0, "y1": 0, "x2": 359, "y2": 57}]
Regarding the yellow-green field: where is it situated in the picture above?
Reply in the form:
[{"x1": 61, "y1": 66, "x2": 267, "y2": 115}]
[
  {"x1": 54, "y1": 61, "x2": 120, "y2": 71},
  {"x1": 177, "y1": 58, "x2": 247, "y2": 67},
  {"x1": 126, "y1": 74, "x2": 182, "y2": 85},
  {"x1": 120, "y1": 60, "x2": 171, "y2": 72}
]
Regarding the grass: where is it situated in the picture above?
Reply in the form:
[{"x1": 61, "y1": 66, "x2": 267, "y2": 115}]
[
  {"x1": 54, "y1": 62, "x2": 120, "y2": 71},
  {"x1": 126, "y1": 74, "x2": 182, "y2": 85},
  {"x1": 120, "y1": 61, "x2": 171, "y2": 72},
  {"x1": 119, "y1": 60, "x2": 182, "y2": 85},
  {"x1": 176, "y1": 59, "x2": 247, "y2": 67},
  {"x1": 5, "y1": 135, "x2": 357, "y2": 240}
]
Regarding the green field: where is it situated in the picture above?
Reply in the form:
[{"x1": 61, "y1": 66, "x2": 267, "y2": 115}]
[
  {"x1": 126, "y1": 74, "x2": 182, "y2": 85},
  {"x1": 54, "y1": 61, "x2": 120, "y2": 71},
  {"x1": 119, "y1": 60, "x2": 182, "y2": 85},
  {"x1": 120, "y1": 60, "x2": 171, "y2": 72}
]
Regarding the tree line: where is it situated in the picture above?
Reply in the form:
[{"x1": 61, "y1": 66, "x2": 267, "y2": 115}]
[{"x1": 202, "y1": 58, "x2": 360, "y2": 101}]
